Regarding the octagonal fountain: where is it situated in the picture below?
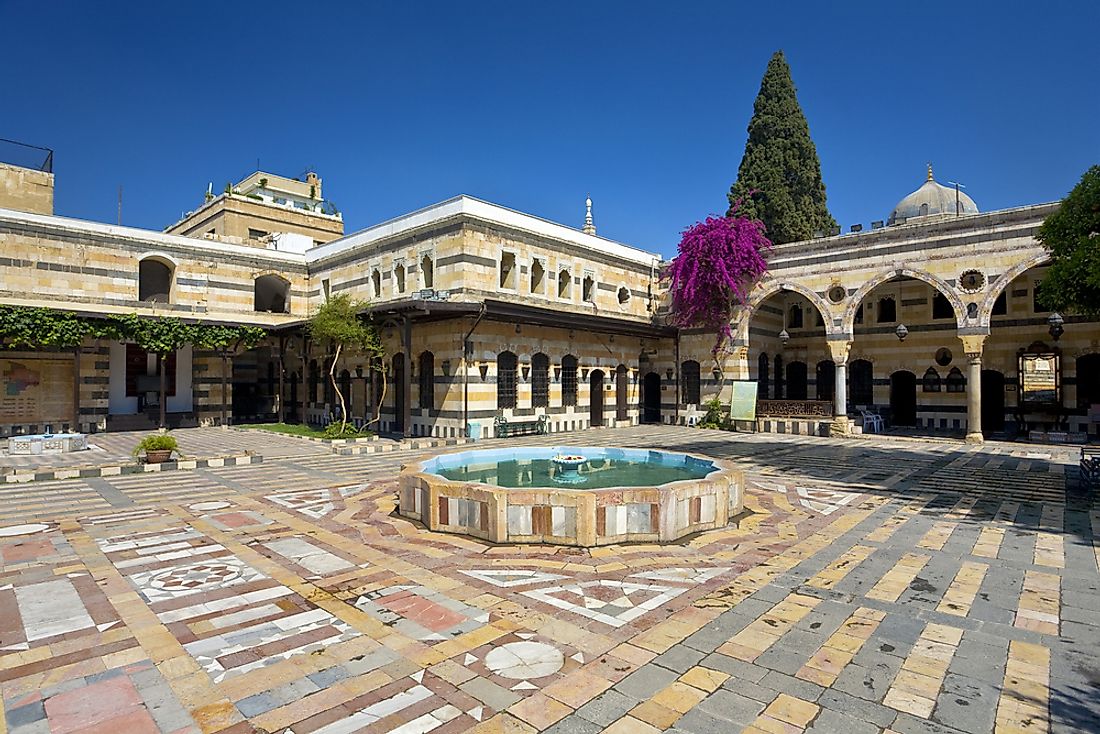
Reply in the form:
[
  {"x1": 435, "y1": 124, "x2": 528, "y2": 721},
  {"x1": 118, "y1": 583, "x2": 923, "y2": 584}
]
[{"x1": 398, "y1": 447, "x2": 743, "y2": 547}]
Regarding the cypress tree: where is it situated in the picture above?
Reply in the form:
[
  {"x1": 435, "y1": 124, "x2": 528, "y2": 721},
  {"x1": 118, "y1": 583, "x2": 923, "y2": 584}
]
[{"x1": 727, "y1": 51, "x2": 836, "y2": 244}]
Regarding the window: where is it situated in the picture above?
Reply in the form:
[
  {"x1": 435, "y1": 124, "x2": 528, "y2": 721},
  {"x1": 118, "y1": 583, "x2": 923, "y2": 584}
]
[
  {"x1": 421, "y1": 254, "x2": 434, "y2": 289},
  {"x1": 774, "y1": 355, "x2": 784, "y2": 399},
  {"x1": 816, "y1": 360, "x2": 835, "y2": 401},
  {"x1": 531, "y1": 353, "x2": 549, "y2": 408},
  {"x1": 418, "y1": 351, "x2": 434, "y2": 409},
  {"x1": 850, "y1": 359, "x2": 873, "y2": 405},
  {"x1": 338, "y1": 370, "x2": 351, "y2": 420},
  {"x1": 946, "y1": 367, "x2": 965, "y2": 392},
  {"x1": 877, "y1": 296, "x2": 896, "y2": 323},
  {"x1": 788, "y1": 304, "x2": 803, "y2": 329},
  {"x1": 786, "y1": 361, "x2": 808, "y2": 399},
  {"x1": 681, "y1": 360, "x2": 701, "y2": 404},
  {"x1": 923, "y1": 368, "x2": 942, "y2": 392},
  {"x1": 530, "y1": 259, "x2": 545, "y2": 293},
  {"x1": 558, "y1": 268, "x2": 571, "y2": 299},
  {"x1": 394, "y1": 263, "x2": 406, "y2": 293},
  {"x1": 582, "y1": 274, "x2": 595, "y2": 302},
  {"x1": 758, "y1": 354, "x2": 770, "y2": 399},
  {"x1": 500, "y1": 252, "x2": 517, "y2": 290},
  {"x1": 618, "y1": 287, "x2": 631, "y2": 305},
  {"x1": 322, "y1": 278, "x2": 331, "y2": 301},
  {"x1": 854, "y1": 304, "x2": 864, "y2": 325},
  {"x1": 308, "y1": 360, "x2": 320, "y2": 403},
  {"x1": 561, "y1": 355, "x2": 578, "y2": 406},
  {"x1": 371, "y1": 269, "x2": 381, "y2": 298},
  {"x1": 932, "y1": 293, "x2": 953, "y2": 320},
  {"x1": 497, "y1": 351, "x2": 517, "y2": 409},
  {"x1": 138, "y1": 258, "x2": 173, "y2": 303},
  {"x1": 992, "y1": 292, "x2": 1007, "y2": 316},
  {"x1": 254, "y1": 274, "x2": 290, "y2": 313},
  {"x1": 248, "y1": 228, "x2": 268, "y2": 240},
  {"x1": 1033, "y1": 281, "x2": 1048, "y2": 313}
]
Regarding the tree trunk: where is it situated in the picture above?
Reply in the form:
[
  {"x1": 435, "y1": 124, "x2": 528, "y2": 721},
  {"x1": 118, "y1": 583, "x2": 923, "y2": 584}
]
[
  {"x1": 158, "y1": 353, "x2": 167, "y2": 429},
  {"x1": 367, "y1": 361, "x2": 387, "y2": 429},
  {"x1": 72, "y1": 345, "x2": 80, "y2": 432},
  {"x1": 329, "y1": 343, "x2": 347, "y2": 429}
]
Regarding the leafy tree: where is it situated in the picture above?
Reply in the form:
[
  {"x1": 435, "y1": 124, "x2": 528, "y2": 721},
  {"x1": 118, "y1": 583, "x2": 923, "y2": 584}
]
[
  {"x1": 0, "y1": 306, "x2": 96, "y2": 349},
  {"x1": 1038, "y1": 165, "x2": 1100, "y2": 317},
  {"x1": 307, "y1": 294, "x2": 383, "y2": 433},
  {"x1": 727, "y1": 51, "x2": 836, "y2": 244},
  {"x1": 664, "y1": 211, "x2": 771, "y2": 363}
]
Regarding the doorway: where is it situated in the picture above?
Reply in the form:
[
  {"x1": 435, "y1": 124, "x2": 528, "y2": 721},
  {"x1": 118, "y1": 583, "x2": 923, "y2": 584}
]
[
  {"x1": 889, "y1": 370, "x2": 917, "y2": 427},
  {"x1": 392, "y1": 353, "x2": 405, "y2": 433},
  {"x1": 590, "y1": 369, "x2": 605, "y2": 427},
  {"x1": 642, "y1": 372, "x2": 661, "y2": 423},
  {"x1": 981, "y1": 369, "x2": 1006, "y2": 433},
  {"x1": 615, "y1": 365, "x2": 628, "y2": 422}
]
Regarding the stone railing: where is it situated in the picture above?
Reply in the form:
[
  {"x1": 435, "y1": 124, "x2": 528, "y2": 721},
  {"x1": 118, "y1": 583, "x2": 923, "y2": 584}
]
[{"x1": 756, "y1": 400, "x2": 834, "y2": 418}]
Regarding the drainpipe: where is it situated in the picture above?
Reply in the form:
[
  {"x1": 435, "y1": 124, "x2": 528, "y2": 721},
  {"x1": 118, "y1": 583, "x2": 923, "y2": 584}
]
[{"x1": 462, "y1": 303, "x2": 488, "y2": 436}]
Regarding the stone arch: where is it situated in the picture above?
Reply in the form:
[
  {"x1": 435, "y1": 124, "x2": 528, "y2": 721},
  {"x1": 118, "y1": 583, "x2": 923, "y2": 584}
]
[
  {"x1": 843, "y1": 267, "x2": 967, "y2": 333},
  {"x1": 978, "y1": 251, "x2": 1052, "y2": 326},
  {"x1": 735, "y1": 279, "x2": 835, "y2": 343}
]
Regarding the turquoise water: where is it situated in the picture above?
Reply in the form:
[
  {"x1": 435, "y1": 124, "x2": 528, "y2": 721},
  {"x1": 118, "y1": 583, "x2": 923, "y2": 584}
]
[{"x1": 429, "y1": 448, "x2": 715, "y2": 489}]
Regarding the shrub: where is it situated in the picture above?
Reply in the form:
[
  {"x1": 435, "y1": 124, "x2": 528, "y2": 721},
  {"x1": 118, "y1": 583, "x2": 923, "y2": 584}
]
[
  {"x1": 322, "y1": 422, "x2": 371, "y2": 440},
  {"x1": 132, "y1": 433, "x2": 179, "y2": 458}
]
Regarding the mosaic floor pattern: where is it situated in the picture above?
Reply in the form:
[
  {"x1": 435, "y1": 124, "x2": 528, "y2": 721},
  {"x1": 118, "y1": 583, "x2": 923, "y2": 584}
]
[{"x1": 0, "y1": 426, "x2": 1094, "y2": 734}]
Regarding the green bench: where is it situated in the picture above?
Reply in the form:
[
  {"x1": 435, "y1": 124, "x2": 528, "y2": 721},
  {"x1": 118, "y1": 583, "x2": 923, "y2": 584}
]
[{"x1": 494, "y1": 414, "x2": 548, "y2": 438}]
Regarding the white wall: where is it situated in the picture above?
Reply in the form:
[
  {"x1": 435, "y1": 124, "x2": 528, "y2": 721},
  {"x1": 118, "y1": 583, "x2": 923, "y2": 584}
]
[{"x1": 108, "y1": 342, "x2": 193, "y2": 414}]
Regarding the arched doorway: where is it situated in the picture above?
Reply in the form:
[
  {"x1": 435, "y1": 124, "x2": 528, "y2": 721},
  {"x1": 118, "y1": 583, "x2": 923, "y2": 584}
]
[
  {"x1": 392, "y1": 353, "x2": 405, "y2": 433},
  {"x1": 982, "y1": 370, "x2": 1006, "y2": 434},
  {"x1": 786, "y1": 361, "x2": 808, "y2": 400},
  {"x1": 816, "y1": 361, "x2": 835, "y2": 402},
  {"x1": 890, "y1": 370, "x2": 917, "y2": 426},
  {"x1": 616, "y1": 365, "x2": 628, "y2": 422},
  {"x1": 850, "y1": 360, "x2": 874, "y2": 406},
  {"x1": 642, "y1": 372, "x2": 661, "y2": 423},
  {"x1": 590, "y1": 369, "x2": 605, "y2": 427},
  {"x1": 1078, "y1": 354, "x2": 1100, "y2": 410}
]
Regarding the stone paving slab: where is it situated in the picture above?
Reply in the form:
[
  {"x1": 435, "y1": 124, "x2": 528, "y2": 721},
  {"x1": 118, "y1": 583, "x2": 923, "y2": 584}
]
[{"x1": 0, "y1": 426, "x2": 1095, "y2": 734}]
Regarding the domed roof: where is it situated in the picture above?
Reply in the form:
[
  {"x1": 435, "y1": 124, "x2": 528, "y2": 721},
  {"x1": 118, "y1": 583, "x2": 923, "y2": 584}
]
[{"x1": 889, "y1": 165, "x2": 979, "y2": 224}]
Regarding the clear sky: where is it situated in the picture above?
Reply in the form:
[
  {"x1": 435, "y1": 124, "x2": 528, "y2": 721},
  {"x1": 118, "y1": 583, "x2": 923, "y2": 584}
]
[{"x1": 5, "y1": 2, "x2": 1098, "y2": 257}]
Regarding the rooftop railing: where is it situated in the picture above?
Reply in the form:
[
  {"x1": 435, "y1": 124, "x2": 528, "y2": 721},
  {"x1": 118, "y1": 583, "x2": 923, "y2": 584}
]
[{"x1": 0, "y1": 137, "x2": 53, "y2": 173}]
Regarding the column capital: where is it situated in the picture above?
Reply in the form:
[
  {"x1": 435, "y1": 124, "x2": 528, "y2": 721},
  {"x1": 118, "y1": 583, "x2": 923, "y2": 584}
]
[
  {"x1": 959, "y1": 333, "x2": 987, "y2": 356},
  {"x1": 826, "y1": 338, "x2": 852, "y2": 365}
]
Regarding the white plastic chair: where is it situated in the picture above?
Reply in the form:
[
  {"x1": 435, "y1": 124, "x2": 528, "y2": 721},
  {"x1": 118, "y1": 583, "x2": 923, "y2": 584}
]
[{"x1": 860, "y1": 409, "x2": 884, "y2": 433}]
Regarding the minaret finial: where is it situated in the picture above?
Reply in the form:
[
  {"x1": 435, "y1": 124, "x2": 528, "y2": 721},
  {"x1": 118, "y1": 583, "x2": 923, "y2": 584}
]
[
  {"x1": 583, "y1": 194, "x2": 596, "y2": 235},
  {"x1": 927, "y1": 162, "x2": 934, "y2": 181}
]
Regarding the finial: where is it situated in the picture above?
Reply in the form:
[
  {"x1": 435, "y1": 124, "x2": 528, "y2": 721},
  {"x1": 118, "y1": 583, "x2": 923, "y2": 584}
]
[
  {"x1": 927, "y1": 162, "x2": 934, "y2": 181},
  {"x1": 583, "y1": 194, "x2": 596, "y2": 235}
]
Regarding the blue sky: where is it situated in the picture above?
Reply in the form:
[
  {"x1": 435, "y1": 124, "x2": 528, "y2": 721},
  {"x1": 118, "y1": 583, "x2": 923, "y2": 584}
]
[{"x1": 5, "y1": 2, "x2": 1098, "y2": 257}]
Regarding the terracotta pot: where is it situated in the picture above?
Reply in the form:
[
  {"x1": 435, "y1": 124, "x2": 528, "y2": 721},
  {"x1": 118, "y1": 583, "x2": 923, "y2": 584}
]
[{"x1": 145, "y1": 449, "x2": 173, "y2": 464}]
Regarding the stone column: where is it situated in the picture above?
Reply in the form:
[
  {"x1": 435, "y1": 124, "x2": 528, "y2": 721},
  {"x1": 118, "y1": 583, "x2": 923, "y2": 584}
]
[
  {"x1": 960, "y1": 333, "x2": 988, "y2": 444},
  {"x1": 827, "y1": 337, "x2": 852, "y2": 436}
]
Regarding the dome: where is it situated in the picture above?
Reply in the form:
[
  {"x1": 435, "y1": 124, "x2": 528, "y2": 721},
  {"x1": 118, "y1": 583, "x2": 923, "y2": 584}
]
[{"x1": 889, "y1": 165, "x2": 978, "y2": 224}]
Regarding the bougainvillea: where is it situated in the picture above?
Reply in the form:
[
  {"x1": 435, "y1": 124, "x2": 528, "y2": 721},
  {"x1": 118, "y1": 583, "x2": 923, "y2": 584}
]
[{"x1": 664, "y1": 212, "x2": 771, "y2": 354}]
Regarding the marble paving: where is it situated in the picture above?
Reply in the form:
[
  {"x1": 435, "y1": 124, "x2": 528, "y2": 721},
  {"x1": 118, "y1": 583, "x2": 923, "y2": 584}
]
[{"x1": 0, "y1": 425, "x2": 1095, "y2": 734}]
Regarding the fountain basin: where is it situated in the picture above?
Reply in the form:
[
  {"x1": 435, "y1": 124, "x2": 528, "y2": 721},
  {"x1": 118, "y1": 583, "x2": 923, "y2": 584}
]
[
  {"x1": 8, "y1": 433, "x2": 88, "y2": 455},
  {"x1": 399, "y1": 446, "x2": 743, "y2": 547}
]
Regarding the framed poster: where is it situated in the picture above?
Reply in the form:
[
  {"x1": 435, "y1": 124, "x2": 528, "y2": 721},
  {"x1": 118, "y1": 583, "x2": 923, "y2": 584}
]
[
  {"x1": 729, "y1": 381, "x2": 759, "y2": 422},
  {"x1": 1018, "y1": 345, "x2": 1061, "y2": 408}
]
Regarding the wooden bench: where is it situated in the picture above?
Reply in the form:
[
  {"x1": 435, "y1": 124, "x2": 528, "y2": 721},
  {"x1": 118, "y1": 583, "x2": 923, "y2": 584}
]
[
  {"x1": 1082, "y1": 447, "x2": 1100, "y2": 490},
  {"x1": 494, "y1": 414, "x2": 548, "y2": 438}
]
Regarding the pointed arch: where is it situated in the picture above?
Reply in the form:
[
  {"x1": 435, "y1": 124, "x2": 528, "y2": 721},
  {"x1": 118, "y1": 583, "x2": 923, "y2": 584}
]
[
  {"x1": 736, "y1": 279, "x2": 835, "y2": 342},
  {"x1": 978, "y1": 251, "x2": 1052, "y2": 326},
  {"x1": 843, "y1": 267, "x2": 966, "y2": 333}
]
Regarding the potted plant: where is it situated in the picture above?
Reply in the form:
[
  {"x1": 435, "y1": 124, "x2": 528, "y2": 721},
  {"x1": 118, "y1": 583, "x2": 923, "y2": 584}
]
[{"x1": 133, "y1": 433, "x2": 179, "y2": 464}]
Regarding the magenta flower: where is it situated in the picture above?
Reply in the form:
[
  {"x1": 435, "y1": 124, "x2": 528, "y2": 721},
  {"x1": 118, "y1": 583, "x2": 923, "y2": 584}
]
[{"x1": 664, "y1": 211, "x2": 771, "y2": 354}]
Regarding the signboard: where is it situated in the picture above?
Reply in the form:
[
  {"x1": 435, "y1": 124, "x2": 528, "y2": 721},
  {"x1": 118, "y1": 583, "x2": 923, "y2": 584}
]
[
  {"x1": 0, "y1": 358, "x2": 74, "y2": 424},
  {"x1": 728, "y1": 381, "x2": 759, "y2": 422}
]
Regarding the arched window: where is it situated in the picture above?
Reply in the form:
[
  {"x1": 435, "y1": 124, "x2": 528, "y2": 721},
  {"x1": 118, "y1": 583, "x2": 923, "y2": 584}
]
[
  {"x1": 932, "y1": 293, "x2": 954, "y2": 320},
  {"x1": 850, "y1": 359, "x2": 873, "y2": 405},
  {"x1": 558, "y1": 269, "x2": 571, "y2": 299},
  {"x1": 816, "y1": 360, "x2": 835, "y2": 401},
  {"x1": 308, "y1": 360, "x2": 320, "y2": 404},
  {"x1": 788, "y1": 304, "x2": 803, "y2": 329},
  {"x1": 530, "y1": 259, "x2": 545, "y2": 293},
  {"x1": 267, "y1": 362, "x2": 276, "y2": 396},
  {"x1": 418, "y1": 351, "x2": 434, "y2": 410},
  {"x1": 774, "y1": 355, "x2": 784, "y2": 399},
  {"x1": 618, "y1": 287, "x2": 630, "y2": 305},
  {"x1": 323, "y1": 361, "x2": 335, "y2": 404},
  {"x1": 497, "y1": 351, "x2": 517, "y2": 409},
  {"x1": 394, "y1": 263, "x2": 407, "y2": 293},
  {"x1": 877, "y1": 296, "x2": 896, "y2": 323},
  {"x1": 531, "y1": 353, "x2": 549, "y2": 408},
  {"x1": 923, "y1": 368, "x2": 942, "y2": 392},
  {"x1": 681, "y1": 360, "x2": 701, "y2": 404},
  {"x1": 786, "y1": 361, "x2": 808, "y2": 400},
  {"x1": 371, "y1": 269, "x2": 382, "y2": 298},
  {"x1": 138, "y1": 258, "x2": 173, "y2": 302},
  {"x1": 582, "y1": 274, "x2": 595, "y2": 302},
  {"x1": 946, "y1": 367, "x2": 965, "y2": 392},
  {"x1": 561, "y1": 355, "x2": 578, "y2": 406},
  {"x1": 854, "y1": 303, "x2": 864, "y2": 325},
  {"x1": 758, "y1": 354, "x2": 769, "y2": 399},
  {"x1": 421, "y1": 254, "x2": 434, "y2": 289},
  {"x1": 616, "y1": 364, "x2": 628, "y2": 421},
  {"x1": 254, "y1": 274, "x2": 290, "y2": 313}
]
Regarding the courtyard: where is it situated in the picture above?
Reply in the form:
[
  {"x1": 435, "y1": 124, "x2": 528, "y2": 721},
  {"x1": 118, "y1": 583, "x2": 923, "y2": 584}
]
[{"x1": 0, "y1": 426, "x2": 1095, "y2": 734}]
